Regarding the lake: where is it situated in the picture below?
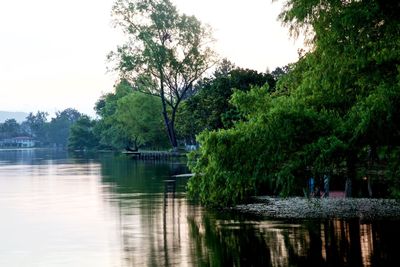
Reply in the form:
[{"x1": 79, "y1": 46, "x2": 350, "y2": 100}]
[{"x1": 0, "y1": 149, "x2": 399, "y2": 267}]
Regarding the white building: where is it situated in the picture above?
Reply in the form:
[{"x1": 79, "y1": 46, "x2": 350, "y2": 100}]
[{"x1": 0, "y1": 137, "x2": 36, "y2": 148}]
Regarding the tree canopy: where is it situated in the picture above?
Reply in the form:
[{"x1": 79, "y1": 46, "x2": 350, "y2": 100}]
[
  {"x1": 93, "y1": 80, "x2": 169, "y2": 150},
  {"x1": 48, "y1": 108, "x2": 82, "y2": 148},
  {"x1": 68, "y1": 115, "x2": 99, "y2": 151},
  {"x1": 110, "y1": 0, "x2": 216, "y2": 148},
  {"x1": 94, "y1": 80, "x2": 133, "y2": 149},
  {"x1": 187, "y1": 0, "x2": 400, "y2": 206},
  {"x1": 176, "y1": 60, "x2": 279, "y2": 143},
  {"x1": 25, "y1": 111, "x2": 49, "y2": 145},
  {"x1": 0, "y1": 119, "x2": 21, "y2": 139},
  {"x1": 115, "y1": 92, "x2": 169, "y2": 149}
]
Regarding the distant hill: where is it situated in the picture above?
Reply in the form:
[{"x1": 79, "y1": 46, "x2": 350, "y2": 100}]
[{"x1": 0, "y1": 111, "x2": 29, "y2": 123}]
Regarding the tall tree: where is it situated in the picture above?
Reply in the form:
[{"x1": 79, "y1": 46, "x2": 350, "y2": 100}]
[
  {"x1": 25, "y1": 111, "x2": 49, "y2": 144},
  {"x1": 0, "y1": 119, "x2": 21, "y2": 138},
  {"x1": 110, "y1": 0, "x2": 216, "y2": 148},
  {"x1": 48, "y1": 108, "x2": 82, "y2": 147}
]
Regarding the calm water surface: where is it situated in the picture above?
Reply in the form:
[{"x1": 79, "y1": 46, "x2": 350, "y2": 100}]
[{"x1": 0, "y1": 149, "x2": 399, "y2": 267}]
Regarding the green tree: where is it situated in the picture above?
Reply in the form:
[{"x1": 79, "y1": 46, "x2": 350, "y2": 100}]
[
  {"x1": 188, "y1": 81, "x2": 345, "y2": 206},
  {"x1": 68, "y1": 116, "x2": 99, "y2": 151},
  {"x1": 110, "y1": 0, "x2": 216, "y2": 149},
  {"x1": 93, "y1": 80, "x2": 168, "y2": 150},
  {"x1": 94, "y1": 80, "x2": 133, "y2": 149},
  {"x1": 279, "y1": 0, "x2": 400, "y2": 196},
  {"x1": 176, "y1": 60, "x2": 277, "y2": 143},
  {"x1": 115, "y1": 92, "x2": 169, "y2": 149},
  {"x1": 0, "y1": 119, "x2": 21, "y2": 138},
  {"x1": 48, "y1": 108, "x2": 81, "y2": 147},
  {"x1": 25, "y1": 111, "x2": 49, "y2": 145},
  {"x1": 188, "y1": 0, "x2": 400, "y2": 206}
]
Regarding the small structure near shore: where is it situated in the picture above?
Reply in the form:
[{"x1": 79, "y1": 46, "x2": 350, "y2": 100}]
[
  {"x1": 0, "y1": 137, "x2": 35, "y2": 148},
  {"x1": 123, "y1": 150, "x2": 185, "y2": 160}
]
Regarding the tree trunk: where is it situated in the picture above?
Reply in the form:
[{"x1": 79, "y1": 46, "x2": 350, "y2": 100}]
[
  {"x1": 167, "y1": 118, "x2": 178, "y2": 149},
  {"x1": 345, "y1": 152, "x2": 356, "y2": 198},
  {"x1": 161, "y1": 108, "x2": 178, "y2": 149},
  {"x1": 169, "y1": 105, "x2": 179, "y2": 149},
  {"x1": 345, "y1": 177, "x2": 352, "y2": 198},
  {"x1": 159, "y1": 73, "x2": 178, "y2": 149},
  {"x1": 367, "y1": 178, "x2": 373, "y2": 198},
  {"x1": 366, "y1": 145, "x2": 376, "y2": 198}
]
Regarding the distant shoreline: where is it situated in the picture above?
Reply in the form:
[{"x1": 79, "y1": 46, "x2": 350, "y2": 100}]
[
  {"x1": 0, "y1": 147, "x2": 64, "y2": 151},
  {"x1": 0, "y1": 147, "x2": 37, "y2": 151}
]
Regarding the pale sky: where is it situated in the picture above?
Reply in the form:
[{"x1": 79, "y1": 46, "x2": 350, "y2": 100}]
[{"x1": 0, "y1": 0, "x2": 301, "y2": 118}]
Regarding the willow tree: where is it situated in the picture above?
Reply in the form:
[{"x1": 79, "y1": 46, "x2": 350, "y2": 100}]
[
  {"x1": 110, "y1": 0, "x2": 216, "y2": 148},
  {"x1": 187, "y1": 0, "x2": 400, "y2": 206},
  {"x1": 279, "y1": 0, "x2": 400, "y2": 196}
]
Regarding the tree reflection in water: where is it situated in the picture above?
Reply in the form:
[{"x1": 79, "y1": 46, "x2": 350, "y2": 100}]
[
  {"x1": 1, "y1": 151, "x2": 398, "y2": 267},
  {"x1": 98, "y1": 155, "x2": 400, "y2": 267},
  {"x1": 187, "y1": 214, "x2": 400, "y2": 267},
  {"x1": 187, "y1": 211, "x2": 271, "y2": 266}
]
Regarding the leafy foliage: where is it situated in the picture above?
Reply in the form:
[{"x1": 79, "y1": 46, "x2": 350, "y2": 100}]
[
  {"x1": 68, "y1": 115, "x2": 99, "y2": 151},
  {"x1": 115, "y1": 92, "x2": 169, "y2": 149},
  {"x1": 93, "y1": 80, "x2": 169, "y2": 150},
  {"x1": 0, "y1": 119, "x2": 21, "y2": 139},
  {"x1": 176, "y1": 60, "x2": 279, "y2": 143},
  {"x1": 188, "y1": 0, "x2": 400, "y2": 206},
  {"x1": 25, "y1": 111, "x2": 49, "y2": 145},
  {"x1": 94, "y1": 80, "x2": 133, "y2": 149},
  {"x1": 110, "y1": 0, "x2": 216, "y2": 148},
  {"x1": 188, "y1": 85, "x2": 343, "y2": 206},
  {"x1": 48, "y1": 108, "x2": 82, "y2": 147}
]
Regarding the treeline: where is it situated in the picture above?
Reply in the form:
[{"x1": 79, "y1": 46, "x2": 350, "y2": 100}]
[
  {"x1": 68, "y1": 0, "x2": 286, "y2": 152},
  {"x1": 68, "y1": 61, "x2": 285, "y2": 152},
  {"x1": 0, "y1": 108, "x2": 82, "y2": 148}
]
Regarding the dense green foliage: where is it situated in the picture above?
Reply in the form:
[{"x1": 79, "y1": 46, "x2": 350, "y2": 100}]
[
  {"x1": 188, "y1": 0, "x2": 400, "y2": 206},
  {"x1": 110, "y1": 0, "x2": 216, "y2": 148},
  {"x1": 176, "y1": 60, "x2": 278, "y2": 143},
  {"x1": 68, "y1": 115, "x2": 99, "y2": 151},
  {"x1": 115, "y1": 92, "x2": 169, "y2": 149},
  {"x1": 48, "y1": 108, "x2": 82, "y2": 147},
  {"x1": 0, "y1": 119, "x2": 21, "y2": 139},
  {"x1": 25, "y1": 111, "x2": 49, "y2": 145},
  {"x1": 92, "y1": 80, "x2": 169, "y2": 150},
  {"x1": 94, "y1": 80, "x2": 132, "y2": 149}
]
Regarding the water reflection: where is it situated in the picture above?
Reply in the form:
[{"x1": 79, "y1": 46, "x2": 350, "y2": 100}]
[
  {"x1": 98, "y1": 154, "x2": 193, "y2": 266},
  {"x1": 187, "y1": 215, "x2": 400, "y2": 267},
  {"x1": 0, "y1": 148, "x2": 69, "y2": 165},
  {"x1": 97, "y1": 154, "x2": 400, "y2": 267},
  {"x1": 0, "y1": 150, "x2": 399, "y2": 267}
]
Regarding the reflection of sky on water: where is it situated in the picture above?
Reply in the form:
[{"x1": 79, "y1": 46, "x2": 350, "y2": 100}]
[
  {"x1": 0, "y1": 151, "x2": 119, "y2": 267},
  {"x1": 0, "y1": 150, "x2": 398, "y2": 267}
]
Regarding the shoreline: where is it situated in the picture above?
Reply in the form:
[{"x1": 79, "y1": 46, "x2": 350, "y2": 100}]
[
  {"x1": 234, "y1": 196, "x2": 400, "y2": 220},
  {"x1": 0, "y1": 147, "x2": 51, "y2": 151}
]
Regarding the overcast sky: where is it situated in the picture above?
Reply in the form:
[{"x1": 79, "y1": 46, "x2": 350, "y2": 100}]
[{"x1": 0, "y1": 0, "x2": 301, "y2": 117}]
